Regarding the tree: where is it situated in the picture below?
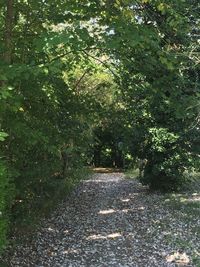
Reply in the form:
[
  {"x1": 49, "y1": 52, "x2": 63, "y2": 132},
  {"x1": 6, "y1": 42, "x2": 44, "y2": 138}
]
[
  {"x1": 0, "y1": 0, "x2": 199, "y2": 252},
  {"x1": 98, "y1": 0, "x2": 200, "y2": 190}
]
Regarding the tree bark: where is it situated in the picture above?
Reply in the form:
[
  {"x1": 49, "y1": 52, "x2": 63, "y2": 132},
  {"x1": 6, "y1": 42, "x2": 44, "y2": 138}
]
[{"x1": 4, "y1": 0, "x2": 14, "y2": 64}]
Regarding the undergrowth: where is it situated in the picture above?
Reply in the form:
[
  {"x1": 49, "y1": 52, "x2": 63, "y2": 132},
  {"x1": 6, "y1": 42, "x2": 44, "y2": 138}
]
[
  {"x1": 9, "y1": 167, "x2": 91, "y2": 244},
  {"x1": 161, "y1": 172, "x2": 200, "y2": 266}
]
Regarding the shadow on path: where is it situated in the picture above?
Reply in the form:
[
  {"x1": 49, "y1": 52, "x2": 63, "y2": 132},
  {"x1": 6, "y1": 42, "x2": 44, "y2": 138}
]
[{"x1": 5, "y1": 172, "x2": 196, "y2": 267}]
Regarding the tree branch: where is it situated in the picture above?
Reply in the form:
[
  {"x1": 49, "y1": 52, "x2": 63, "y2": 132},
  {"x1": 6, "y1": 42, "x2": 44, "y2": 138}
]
[{"x1": 83, "y1": 51, "x2": 118, "y2": 78}]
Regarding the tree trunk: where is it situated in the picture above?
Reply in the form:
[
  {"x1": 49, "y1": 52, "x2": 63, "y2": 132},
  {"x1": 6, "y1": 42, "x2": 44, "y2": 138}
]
[{"x1": 4, "y1": 0, "x2": 14, "y2": 64}]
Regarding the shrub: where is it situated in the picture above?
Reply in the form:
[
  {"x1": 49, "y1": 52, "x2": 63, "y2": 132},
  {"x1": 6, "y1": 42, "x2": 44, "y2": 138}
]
[{"x1": 139, "y1": 128, "x2": 195, "y2": 191}]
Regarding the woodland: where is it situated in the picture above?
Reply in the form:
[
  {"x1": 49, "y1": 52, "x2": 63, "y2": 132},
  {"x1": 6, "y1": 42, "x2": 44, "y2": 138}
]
[{"x1": 0, "y1": 0, "x2": 199, "y2": 252}]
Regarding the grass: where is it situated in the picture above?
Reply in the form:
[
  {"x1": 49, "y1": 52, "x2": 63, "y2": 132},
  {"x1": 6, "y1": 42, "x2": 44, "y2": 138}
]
[
  {"x1": 124, "y1": 168, "x2": 139, "y2": 179},
  {"x1": 124, "y1": 169, "x2": 200, "y2": 265},
  {"x1": 160, "y1": 173, "x2": 200, "y2": 266}
]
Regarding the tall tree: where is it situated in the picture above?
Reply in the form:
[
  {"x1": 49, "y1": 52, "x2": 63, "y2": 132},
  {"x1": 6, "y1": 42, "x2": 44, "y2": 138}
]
[{"x1": 4, "y1": 0, "x2": 13, "y2": 64}]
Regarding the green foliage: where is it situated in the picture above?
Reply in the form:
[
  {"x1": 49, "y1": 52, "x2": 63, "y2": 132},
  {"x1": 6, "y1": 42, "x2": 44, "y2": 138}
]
[
  {"x1": 0, "y1": 0, "x2": 199, "y2": 252},
  {"x1": 0, "y1": 132, "x2": 8, "y2": 142},
  {"x1": 12, "y1": 166, "x2": 91, "y2": 231},
  {"x1": 102, "y1": 0, "x2": 200, "y2": 190},
  {"x1": 0, "y1": 161, "x2": 14, "y2": 251}
]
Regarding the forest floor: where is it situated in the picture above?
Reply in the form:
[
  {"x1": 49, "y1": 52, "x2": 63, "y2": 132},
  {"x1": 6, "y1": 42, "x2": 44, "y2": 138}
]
[{"x1": 1, "y1": 171, "x2": 200, "y2": 267}]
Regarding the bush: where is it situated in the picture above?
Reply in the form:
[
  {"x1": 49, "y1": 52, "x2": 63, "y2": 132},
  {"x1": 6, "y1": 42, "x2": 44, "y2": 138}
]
[
  {"x1": 139, "y1": 128, "x2": 195, "y2": 191},
  {"x1": 141, "y1": 160, "x2": 186, "y2": 191}
]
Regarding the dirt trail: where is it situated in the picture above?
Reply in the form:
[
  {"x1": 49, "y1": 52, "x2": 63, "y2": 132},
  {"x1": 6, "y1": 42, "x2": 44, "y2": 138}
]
[{"x1": 5, "y1": 173, "x2": 197, "y2": 266}]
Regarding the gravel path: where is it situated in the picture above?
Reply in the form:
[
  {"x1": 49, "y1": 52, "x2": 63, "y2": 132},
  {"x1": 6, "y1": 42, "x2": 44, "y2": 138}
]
[{"x1": 4, "y1": 173, "x2": 199, "y2": 266}]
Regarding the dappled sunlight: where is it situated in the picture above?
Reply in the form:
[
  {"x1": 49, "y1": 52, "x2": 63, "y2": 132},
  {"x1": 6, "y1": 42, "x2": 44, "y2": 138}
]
[
  {"x1": 121, "y1": 198, "x2": 130, "y2": 202},
  {"x1": 164, "y1": 192, "x2": 200, "y2": 204},
  {"x1": 93, "y1": 168, "x2": 122, "y2": 173},
  {"x1": 83, "y1": 178, "x2": 122, "y2": 183},
  {"x1": 47, "y1": 227, "x2": 55, "y2": 232},
  {"x1": 87, "y1": 232, "x2": 122, "y2": 241},
  {"x1": 137, "y1": 206, "x2": 145, "y2": 211},
  {"x1": 121, "y1": 208, "x2": 131, "y2": 213},
  {"x1": 120, "y1": 207, "x2": 145, "y2": 213},
  {"x1": 98, "y1": 209, "x2": 116, "y2": 215},
  {"x1": 42, "y1": 174, "x2": 198, "y2": 267},
  {"x1": 1, "y1": 0, "x2": 199, "y2": 262},
  {"x1": 188, "y1": 193, "x2": 200, "y2": 202},
  {"x1": 129, "y1": 192, "x2": 139, "y2": 196},
  {"x1": 166, "y1": 251, "x2": 190, "y2": 265},
  {"x1": 83, "y1": 179, "x2": 104, "y2": 183},
  {"x1": 120, "y1": 206, "x2": 145, "y2": 213},
  {"x1": 107, "y1": 233, "x2": 122, "y2": 239},
  {"x1": 98, "y1": 206, "x2": 145, "y2": 216},
  {"x1": 6, "y1": 172, "x2": 199, "y2": 266},
  {"x1": 86, "y1": 234, "x2": 107, "y2": 240},
  {"x1": 46, "y1": 227, "x2": 59, "y2": 233},
  {"x1": 63, "y1": 248, "x2": 80, "y2": 255}
]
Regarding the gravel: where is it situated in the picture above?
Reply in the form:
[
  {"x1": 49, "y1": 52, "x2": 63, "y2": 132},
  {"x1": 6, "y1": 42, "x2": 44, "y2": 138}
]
[{"x1": 1, "y1": 172, "x2": 199, "y2": 266}]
